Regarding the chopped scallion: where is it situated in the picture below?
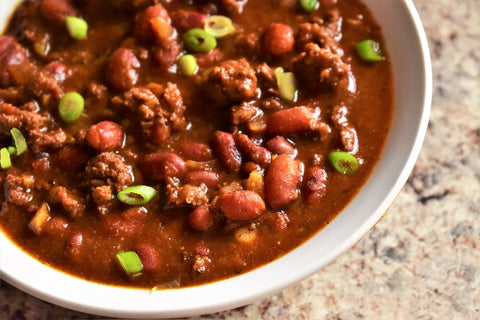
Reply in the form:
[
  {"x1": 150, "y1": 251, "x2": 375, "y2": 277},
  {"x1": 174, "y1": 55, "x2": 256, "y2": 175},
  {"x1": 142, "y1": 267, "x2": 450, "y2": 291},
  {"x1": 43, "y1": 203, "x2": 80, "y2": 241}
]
[
  {"x1": 58, "y1": 92, "x2": 85, "y2": 123},
  {"x1": 10, "y1": 128, "x2": 27, "y2": 155},
  {"x1": 275, "y1": 67, "x2": 298, "y2": 102},
  {"x1": 299, "y1": 0, "x2": 318, "y2": 12},
  {"x1": 328, "y1": 151, "x2": 360, "y2": 175},
  {"x1": 177, "y1": 54, "x2": 198, "y2": 76},
  {"x1": 0, "y1": 147, "x2": 12, "y2": 169},
  {"x1": 116, "y1": 251, "x2": 143, "y2": 277},
  {"x1": 183, "y1": 28, "x2": 217, "y2": 53},
  {"x1": 355, "y1": 39, "x2": 383, "y2": 62},
  {"x1": 117, "y1": 185, "x2": 157, "y2": 206},
  {"x1": 204, "y1": 15, "x2": 235, "y2": 38},
  {"x1": 65, "y1": 16, "x2": 88, "y2": 40},
  {"x1": 7, "y1": 146, "x2": 16, "y2": 155}
]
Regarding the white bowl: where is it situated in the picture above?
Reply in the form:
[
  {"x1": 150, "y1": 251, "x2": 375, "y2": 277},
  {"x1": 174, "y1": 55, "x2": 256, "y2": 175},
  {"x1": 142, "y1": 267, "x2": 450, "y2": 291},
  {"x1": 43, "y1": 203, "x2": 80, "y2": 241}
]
[{"x1": 0, "y1": 0, "x2": 431, "y2": 318}]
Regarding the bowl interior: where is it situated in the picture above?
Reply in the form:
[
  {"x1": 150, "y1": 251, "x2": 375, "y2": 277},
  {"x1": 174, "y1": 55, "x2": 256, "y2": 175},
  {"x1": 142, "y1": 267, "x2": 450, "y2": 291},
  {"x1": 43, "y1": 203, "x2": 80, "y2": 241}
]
[{"x1": 0, "y1": 0, "x2": 431, "y2": 318}]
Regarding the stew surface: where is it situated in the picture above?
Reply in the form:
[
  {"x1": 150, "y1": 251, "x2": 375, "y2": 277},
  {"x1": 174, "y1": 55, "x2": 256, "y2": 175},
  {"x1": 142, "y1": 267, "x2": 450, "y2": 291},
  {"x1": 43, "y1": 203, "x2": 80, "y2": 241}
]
[{"x1": 0, "y1": 0, "x2": 393, "y2": 288}]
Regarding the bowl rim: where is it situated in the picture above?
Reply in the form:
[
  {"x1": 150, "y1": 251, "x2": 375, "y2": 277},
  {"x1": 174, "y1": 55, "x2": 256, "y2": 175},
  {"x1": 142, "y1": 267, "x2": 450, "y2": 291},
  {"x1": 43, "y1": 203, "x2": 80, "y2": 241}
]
[{"x1": 0, "y1": 0, "x2": 432, "y2": 317}]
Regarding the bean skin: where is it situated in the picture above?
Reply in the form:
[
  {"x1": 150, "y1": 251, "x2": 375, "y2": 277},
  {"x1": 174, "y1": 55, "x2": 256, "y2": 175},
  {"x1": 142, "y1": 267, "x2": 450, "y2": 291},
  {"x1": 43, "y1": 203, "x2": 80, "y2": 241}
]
[
  {"x1": 135, "y1": 5, "x2": 170, "y2": 42},
  {"x1": 171, "y1": 10, "x2": 207, "y2": 32},
  {"x1": 266, "y1": 106, "x2": 318, "y2": 135},
  {"x1": 264, "y1": 154, "x2": 303, "y2": 208},
  {"x1": 215, "y1": 190, "x2": 265, "y2": 221},
  {"x1": 189, "y1": 205, "x2": 215, "y2": 231},
  {"x1": 179, "y1": 142, "x2": 214, "y2": 161},
  {"x1": 234, "y1": 133, "x2": 271, "y2": 168},
  {"x1": 108, "y1": 48, "x2": 140, "y2": 92},
  {"x1": 212, "y1": 131, "x2": 242, "y2": 172},
  {"x1": 65, "y1": 232, "x2": 83, "y2": 261},
  {"x1": 86, "y1": 121, "x2": 124, "y2": 152},
  {"x1": 266, "y1": 136, "x2": 297, "y2": 157},
  {"x1": 184, "y1": 171, "x2": 220, "y2": 188},
  {"x1": 262, "y1": 23, "x2": 294, "y2": 56},
  {"x1": 140, "y1": 153, "x2": 187, "y2": 180}
]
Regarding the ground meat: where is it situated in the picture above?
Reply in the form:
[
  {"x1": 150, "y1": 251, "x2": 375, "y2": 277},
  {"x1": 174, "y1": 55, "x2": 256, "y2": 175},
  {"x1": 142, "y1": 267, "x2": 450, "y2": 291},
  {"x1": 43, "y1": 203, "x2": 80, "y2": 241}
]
[
  {"x1": 118, "y1": 83, "x2": 187, "y2": 145},
  {"x1": 217, "y1": 0, "x2": 248, "y2": 14},
  {"x1": 234, "y1": 32, "x2": 259, "y2": 55},
  {"x1": 3, "y1": 172, "x2": 38, "y2": 212},
  {"x1": 0, "y1": 103, "x2": 50, "y2": 135},
  {"x1": 204, "y1": 59, "x2": 258, "y2": 107},
  {"x1": 231, "y1": 102, "x2": 263, "y2": 126},
  {"x1": 29, "y1": 128, "x2": 71, "y2": 153},
  {"x1": 296, "y1": 22, "x2": 340, "y2": 53},
  {"x1": 49, "y1": 186, "x2": 85, "y2": 218},
  {"x1": 86, "y1": 152, "x2": 134, "y2": 213},
  {"x1": 292, "y1": 43, "x2": 350, "y2": 92},
  {"x1": 166, "y1": 177, "x2": 209, "y2": 207},
  {"x1": 0, "y1": 87, "x2": 22, "y2": 104},
  {"x1": 255, "y1": 63, "x2": 278, "y2": 97}
]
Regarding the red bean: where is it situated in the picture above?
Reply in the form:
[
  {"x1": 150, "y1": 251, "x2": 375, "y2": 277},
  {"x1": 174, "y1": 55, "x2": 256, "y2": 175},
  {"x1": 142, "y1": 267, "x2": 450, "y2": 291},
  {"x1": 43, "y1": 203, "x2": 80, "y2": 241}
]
[
  {"x1": 153, "y1": 42, "x2": 181, "y2": 69},
  {"x1": 86, "y1": 121, "x2": 124, "y2": 152},
  {"x1": 215, "y1": 190, "x2": 265, "y2": 221},
  {"x1": 134, "y1": 243, "x2": 161, "y2": 272},
  {"x1": 195, "y1": 48, "x2": 224, "y2": 68},
  {"x1": 179, "y1": 142, "x2": 213, "y2": 161},
  {"x1": 266, "y1": 136, "x2": 297, "y2": 156},
  {"x1": 266, "y1": 106, "x2": 318, "y2": 135},
  {"x1": 264, "y1": 154, "x2": 303, "y2": 208},
  {"x1": 43, "y1": 216, "x2": 68, "y2": 236},
  {"x1": 140, "y1": 153, "x2": 186, "y2": 180},
  {"x1": 304, "y1": 166, "x2": 328, "y2": 204},
  {"x1": 262, "y1": 23, "x2": 294, "y2": 56},
  {"x1": 0, "y1": 36, "x2": 27, "y2": 87},
  {"x1": 321, "y1": 0, "x2": 338, "y2": 6},
  {"x1": 43, "y1": 61, "x2": 68, "y2": 83},
  {"x1": 234, "y1": 133, "x2": 271, "y2": 168},
  {"x1": 55, "y1": 145, "x2": 92, "y2": 173},
  {"x1": 184, "y1": 171, "x2": 220, "y2": 188},
  {"x1": 212, "y1": 131, "x2": 242, "y2": 172},
  {"x1": 135, "y1": 5, "x2": 170, "y2": 42},
  {"x1": 65, "y1": 232, "x2": 83, "y2": 261},
  {"x1": 101, "y1": 207, "x2": 147, "y2": 237},
  {"x1": 189, "y1": 205, "x2": 215, "y2": 231},
  {"x1": 171, "y1": 10, "x2": 207, "y2": 32},
  {"x1": 108, "y1": 48, "x2": 140, "y2": 92},
  {"x1": 40, "y1": 0, "x2": 78, "y2": 24}
]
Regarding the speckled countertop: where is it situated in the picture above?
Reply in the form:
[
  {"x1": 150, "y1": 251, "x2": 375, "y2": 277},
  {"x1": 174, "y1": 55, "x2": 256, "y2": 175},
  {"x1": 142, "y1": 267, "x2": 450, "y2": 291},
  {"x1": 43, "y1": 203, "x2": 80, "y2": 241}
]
[{"x1": 1, "y1": 0, "x2": 479, "y2": 319}]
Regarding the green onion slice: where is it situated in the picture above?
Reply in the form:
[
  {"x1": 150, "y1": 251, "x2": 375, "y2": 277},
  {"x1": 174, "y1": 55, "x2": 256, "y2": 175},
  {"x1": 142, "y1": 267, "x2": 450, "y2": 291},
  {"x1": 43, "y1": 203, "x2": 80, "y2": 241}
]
[
  {"x1": 183, "y1": 28, "x2": 217, "y2": 53},
  {"x1": 58, "y1": 92, "x2": 85, "y2": 123},
  {"x1": 10, "y1": 128, "x2": 27, "y2": 155},
  {"x1": 117, "y1": 185, "x2": 157, "y2": 206},
  {"x1": 116, "y1": 251, "x2": 143, "y2": 277},
  {"x1": 299, "y1": 0, "x2": 318, "y2": 12},
  {"x1": 355, "y1": 39, "x2": 383, "y2": 62},
  {"x1": 1, "y1": 148, "x2": 12, "y2": 169},
  {"x1": 177, "y1": 54, "x2": 198, "y2": 76},
  {"x1": 7, "y1": 146, "x2": 16, "y2": 155},
  {"x1": 65, "y1": 16, "x2": 88, "y2": 40},
  {"x1": 204, "y1": 15, "x2": 235, "y2": 38},
  {"x1": 328, "y1": 151, "x2": 360, "y2": 175},
  {"x1": 275, "y1": 67, "x2": 298, "y2": 102}
]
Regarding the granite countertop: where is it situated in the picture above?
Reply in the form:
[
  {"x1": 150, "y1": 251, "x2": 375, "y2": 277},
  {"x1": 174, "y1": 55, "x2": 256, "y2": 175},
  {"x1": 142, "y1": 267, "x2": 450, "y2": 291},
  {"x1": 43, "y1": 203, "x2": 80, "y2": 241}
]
[{"x1": 1, "y1": 0, "x2": 479, "y2": 319}]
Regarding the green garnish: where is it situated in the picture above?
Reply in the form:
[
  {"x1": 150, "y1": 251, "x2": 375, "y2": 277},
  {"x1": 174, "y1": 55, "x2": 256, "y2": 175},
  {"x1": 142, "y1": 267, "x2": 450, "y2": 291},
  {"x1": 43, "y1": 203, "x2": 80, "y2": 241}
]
[
  {"x1": 65, "y1": 16, "x2": 88, "y2": 40},
  {"x1": 116, "y1": 251, "x2": 143, "y2": 277},
  {"x1": 299, "y1": 0, "x2": 318, "y2": 12},
  {"x1": 355, "y1": 39, "x2": 384, "y2": 62},
  {"x1": 204, "y1": 15, "x2": 235, "y2": 38},
  {"x1": 328, "y1": 151, "x2": 360, "y2": 175},
  {"x1": 10, "y1": 128, "x2": 27, "y2": 155},
  {"x1": 1, "y1": 148, "x2": 12, "y2": 169},
  {"x1": 117, "y1": 185, "x2": 157, "y2": 206},
  {"x1": 183, "y1": 28, "x2": 217, "y2": 53},
  {"x1": 58, "y1": 92, "x2": 85, "y2": 123},
  {"x1": 275, "y1": 67, "x2": 298, "y2": 102},
  {"x1": 177, "y1": 54, "x2": 198, "y2": 76}
]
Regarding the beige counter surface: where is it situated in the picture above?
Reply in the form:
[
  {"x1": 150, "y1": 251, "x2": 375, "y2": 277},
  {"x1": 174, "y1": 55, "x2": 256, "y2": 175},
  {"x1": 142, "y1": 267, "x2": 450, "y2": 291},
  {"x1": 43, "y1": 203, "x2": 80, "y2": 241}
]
[{"x1": 1, "y1": 0, "x2": 479, "y2": 319}]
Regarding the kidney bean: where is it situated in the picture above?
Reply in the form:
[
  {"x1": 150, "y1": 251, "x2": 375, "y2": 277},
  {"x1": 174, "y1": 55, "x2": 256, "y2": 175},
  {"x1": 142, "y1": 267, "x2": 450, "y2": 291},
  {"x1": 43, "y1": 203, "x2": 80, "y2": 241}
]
[
  {"x1": 195, "y1": 48, "x2": 224, "y2": 68},
  {"x1": 266, "y1": 106, "x2": 318, "y2": 136},
  {"x1": 234, "y1": 133, "x2": 271, "y2": 168},
  {"x1": 55, "y1": 145, "x2": 92, "y2": 173},
  {"x1": 43, "y1": 61, "x2": 68, "y2": 83},
  {"x1": 171, "y1": 10, "x2": 207, "y2": 32},
  {"x1": 101, "y1": 207, "x2": 147, "y2": 237},
  {"x1": 266, "y1": 136, "x2": 297, "y2": 157},
  {"x1": 321, "y1": 0, "x2": 338, "y2": 6},
  {"x1": 135, "y1": 5, "x2": 170, "y2": 42},
  {"x1": 43, "y1": 216, "x2": 69, "y2": 236},
  {"x1": 264, "y1": 154, "x2": 303, "y2": 208},
  {"x1": 153, "y1": 41, "x2": 181, "y2": 69},
  {"x1": 0, "y1": 36, "x2": 27, "y2": 87},
  {"x1": 212, "y1": 131, "x2": 242, "y2": 172},
  {"x1": 184, "y1": 171, "x2": 220, "y2": 188},
  {"x1": 65, "y1": 232, "x2": 83, "y2": 261},
  {"x1": 86, "y1": 121, "x2": 124, "y2": 152},
  {"x1": 189, "y1": 205, "x2": 216, "y2": 231},
  {"x1": 179, "y1": 142, "x2": 213, "y2": 161},
  {"x1": 262, "y1": 23, "x2": 294, "y2": 56},
  {"x1": 140, "y1": 153, "x2": 186, "y2": 180},
  {"x1": 107, "y1": 48, "x2": 140, "y2": 92},
  {"x1": 134, "y1": 243, "x2": 161, "y2": 272},
  {"x1": 304, "y1": 166, "x2": 328, "y2": 204},
  {"x1": 215, "y1": 190, "x2": 265, "y2": 221},
  {"x1": 40, "y1": 0, "x2": 78, "y2": 24}
]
